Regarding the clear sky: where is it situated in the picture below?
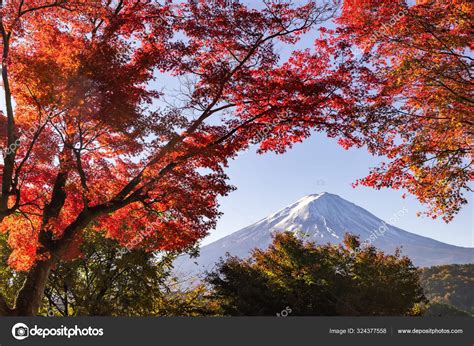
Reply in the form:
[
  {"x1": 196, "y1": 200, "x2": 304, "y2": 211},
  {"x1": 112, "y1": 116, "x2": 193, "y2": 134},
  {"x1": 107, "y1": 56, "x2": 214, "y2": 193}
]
[{"x1": 206, "y1": 134, "x2": 473, "y2": 247}]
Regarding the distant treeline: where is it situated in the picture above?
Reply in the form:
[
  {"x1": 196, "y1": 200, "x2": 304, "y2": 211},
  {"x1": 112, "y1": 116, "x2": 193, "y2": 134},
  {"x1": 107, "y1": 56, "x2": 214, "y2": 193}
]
[{"x1": 419, "y1": 264, "x2": 474, "y2": 316}]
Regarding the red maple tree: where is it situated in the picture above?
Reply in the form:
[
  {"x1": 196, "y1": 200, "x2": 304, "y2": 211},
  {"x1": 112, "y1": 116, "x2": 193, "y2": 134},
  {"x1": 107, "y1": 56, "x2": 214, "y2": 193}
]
[
  {"x1": 0, "y1": 0, "x2": 352, "y2": 315},
  {"x1": 325, "y1": 0, "x2": 472, "y2": 221},
  {"x1": 0, "y1": 0, "x2": 471, "y2": 316}
]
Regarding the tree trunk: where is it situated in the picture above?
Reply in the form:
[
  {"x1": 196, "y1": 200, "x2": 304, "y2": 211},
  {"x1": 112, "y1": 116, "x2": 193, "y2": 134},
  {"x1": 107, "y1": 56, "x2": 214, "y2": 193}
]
[
  {"x1": 13, "y1": 259, "x2": 54, "y2": 316},
  {"x1": 5, "y1": 192, "x2": 134, "y2": 316},
  {"x1": 0, "y1": 294, "x2": 13, "y2": 316}
]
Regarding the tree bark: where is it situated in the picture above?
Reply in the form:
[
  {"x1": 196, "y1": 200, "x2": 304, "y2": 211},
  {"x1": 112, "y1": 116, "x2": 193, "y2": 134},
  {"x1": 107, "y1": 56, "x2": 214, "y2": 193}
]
[
  {"x1": 0, "y1": 23, "x2": 18, "y2": 216},
  {"x1": 0, "y1": 294, "x2": 13, "y2": 315},
  {"x1": 13, "y1": 259, "x2": 54, "y2": 316}
]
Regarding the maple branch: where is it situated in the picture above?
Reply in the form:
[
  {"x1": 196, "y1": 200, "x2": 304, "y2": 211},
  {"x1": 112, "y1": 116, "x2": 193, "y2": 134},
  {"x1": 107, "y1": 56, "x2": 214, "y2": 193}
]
[
  {"x1": 38, "y1": 149, "x2": 74, "y2": 251},
  {"x1": 17, "y1": 0, "x2": 70, "y2": 17},
  {"x1": 72, "y1": 122, "x2": 91, "y2": 207},
  {"x1": 431, "y1": 78, "x2": 473, "y2": 104},
  {"x1": 380, "y1": 24, "x2": 472, "y2": 78},
  {"x1": 131, "y1": 107, "x2": 278, "y2": 201},
  {"x1": 110, "y1": 14, "x2": 319, "y2": 203},
  {"x1": 0, "y1": 21, "x2": 16, "y2": 219},
  {"x1": 416, "y1": 15, "x2": 472, "y2": 71},
  {"x1": 390, "y1": 108, "x2": 474, "y2": 127},
  {"x1": 10, "y1": 87, "x2": 56, "y2": 212},
  {"x1": 112, "y1": 48, "x2": 262, "y2": 201},
  {"x1": 73, "y1": 148, "x2": 90, "y2": 207},
  {"x1": 44, "y1": 288, "x2": 66, "y2": 316},
  {"x1": 51, "y1": 106, "x2": 278, "y2": 257},
  {"x1": 50, "y1": 186, "x2": 145, "y2": 259}
]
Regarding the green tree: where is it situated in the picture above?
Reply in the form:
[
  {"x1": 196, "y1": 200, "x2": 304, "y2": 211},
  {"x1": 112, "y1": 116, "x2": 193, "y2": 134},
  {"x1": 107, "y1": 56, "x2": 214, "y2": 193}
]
[
  {"x1": 40, "y1": 231, "x2": 178, "y2": 316},
  {"x1": 1, "y1": 230, "x2": 217, "y2": 316},
  {"x1": 419, "y1": 264, "x2": 474, "y2": 315},
  {"x1": 0, "y1": 234, "x2": 24, "y2": 310},
  {"x1": 151, "y1": 282, "x2": 220, "y2": 317},
  {"x1": 206, "y1": 232, "x2": 426, "y2": 316},
  {"x1": 421, "y1": 302, "x2": 471, "y2": 317}
]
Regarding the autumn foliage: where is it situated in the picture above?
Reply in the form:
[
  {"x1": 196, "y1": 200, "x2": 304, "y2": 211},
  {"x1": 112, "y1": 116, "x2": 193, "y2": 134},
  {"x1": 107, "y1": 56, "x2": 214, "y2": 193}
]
[
  {"x1": 0, "y1": 0, "x2": 471, "y2": 315},
  {"x1": 207, "y1": 232, "x2": 426, "y2": 316},
  {"x1": 332, "y1": 0, "x2": 473, "y2": 221}
]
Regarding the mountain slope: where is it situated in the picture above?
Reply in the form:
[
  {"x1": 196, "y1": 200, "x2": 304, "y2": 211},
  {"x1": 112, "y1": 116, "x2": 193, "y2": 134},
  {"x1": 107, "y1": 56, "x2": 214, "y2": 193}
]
[
  {"x1": 420, "y1": 264, "x2": 474, "y2": 315},
  {"x1": 175, "y1": 193, "x2": 474, "y2": 275}
]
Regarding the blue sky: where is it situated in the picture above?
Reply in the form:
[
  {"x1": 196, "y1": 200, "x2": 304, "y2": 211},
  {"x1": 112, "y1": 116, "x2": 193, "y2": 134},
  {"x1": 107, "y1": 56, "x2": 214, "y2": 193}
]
[{"x1": 206, "y1": 134, "x2": 473, "y2": 247}]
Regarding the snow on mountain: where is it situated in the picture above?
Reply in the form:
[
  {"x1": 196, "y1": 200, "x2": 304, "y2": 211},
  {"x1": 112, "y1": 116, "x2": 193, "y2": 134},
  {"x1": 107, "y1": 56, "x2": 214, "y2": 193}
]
[{"x1": 174, "y1": 192, "x2": 474, "y2": 276}]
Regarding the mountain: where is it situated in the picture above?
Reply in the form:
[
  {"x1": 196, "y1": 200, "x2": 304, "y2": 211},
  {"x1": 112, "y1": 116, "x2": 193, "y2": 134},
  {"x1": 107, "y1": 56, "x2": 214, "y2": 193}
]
[{"x1": 174, "y1": 193, "x2": 474, "y2": 275}]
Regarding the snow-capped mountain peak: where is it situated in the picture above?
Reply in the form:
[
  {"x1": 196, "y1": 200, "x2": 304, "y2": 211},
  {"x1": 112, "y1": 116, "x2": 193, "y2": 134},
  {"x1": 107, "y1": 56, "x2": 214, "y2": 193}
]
[{"x1": 174, "y1": 193, "x2": 474, "y2": 275}]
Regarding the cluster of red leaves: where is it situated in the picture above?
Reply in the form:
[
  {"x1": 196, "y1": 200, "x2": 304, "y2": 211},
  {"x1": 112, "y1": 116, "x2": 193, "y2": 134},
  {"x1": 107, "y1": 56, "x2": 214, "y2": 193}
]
[
  {"x1": 0, "y1": 0, "x2": 471, "y2": 272},
  {"x1": 329, "y1": 0, "x2": 473, "y2": 221},
  {"x1": 0, "y1": 0, "x2": 348, "y2": 271}
]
